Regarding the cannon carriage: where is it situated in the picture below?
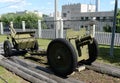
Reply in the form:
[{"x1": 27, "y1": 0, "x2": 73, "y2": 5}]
[
  {"x1": 3, "y1": 23, "x2": 38, "y2": 57},
  {"x1": 3, "y1": 22, "x2": 98, "y2": 77}
]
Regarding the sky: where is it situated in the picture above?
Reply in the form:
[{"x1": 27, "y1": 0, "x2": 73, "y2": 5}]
[{"x1": 0, "y1": 0, "x2": 119, "y2": 15}]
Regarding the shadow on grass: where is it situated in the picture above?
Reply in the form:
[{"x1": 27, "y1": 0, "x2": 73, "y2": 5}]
[{"x1": 98, "y1": 45, "x2": 120, "y2": 66}]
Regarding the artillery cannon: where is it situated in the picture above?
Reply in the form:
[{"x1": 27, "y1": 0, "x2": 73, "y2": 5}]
[
  {"x1": 47, "y1": 18, "x2": 98, "y2": 77},
  {"x1": 3, "y1": 22, "x2": 98, "y2": 77},
  {"x1": 3, "y1": 23, "x2": 38, "y2": 57},
  {"x1": 47, "y1": 28, "x2": 98, "y2": 76}
]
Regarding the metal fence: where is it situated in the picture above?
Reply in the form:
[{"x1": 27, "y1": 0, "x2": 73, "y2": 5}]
[
  {"x1": 40, "y1": 30, "x2": 120, "y2": 46},
  {"x1": 1, "y1": 19, "x2": 120, "y2": 46},
  {"x1": 3, "y1": 28, "x2": 120, "y2": 46},
  {"x1": 95, "y1": 32, "x2": 120, "y2": 46}
]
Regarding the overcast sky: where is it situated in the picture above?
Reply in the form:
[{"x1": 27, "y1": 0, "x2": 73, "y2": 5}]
[{"x1": 0, "y1": 0, "x2": 119, "y2": 15}]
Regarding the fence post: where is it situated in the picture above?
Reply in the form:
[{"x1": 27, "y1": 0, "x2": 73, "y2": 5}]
[
  {"x1": 60, "y1": 19, "x2": 63, "y2": 38},
  {"x1": 0, "y1": 22, "x2": 3, "y2": 35},
  {"x1": 10, "y1": 21, "x2": 13, "y2": 28},
  {"x1": 22, "y1": 21, "x2": 26, "y2": 31},
  {"x1": 92, "y1": 24, "x2": 95, "y2": 37},
  {"x1": 10, "y1": 21, "x2": 16, "y2": 34},
  {"x1": 38, "y1": 20, "x2": 41, "y2": 38}
]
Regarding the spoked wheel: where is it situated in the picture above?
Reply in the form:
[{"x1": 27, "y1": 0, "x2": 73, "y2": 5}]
[
  {"x1": 47, "y1": 38, "x2": 77, "y2": 77},
  {"x1": 80, "y1": 38, "x2": 99, "y2": 65},
  {"x1": 3, "y1": 40, "x2": 12, "y2": 57}
]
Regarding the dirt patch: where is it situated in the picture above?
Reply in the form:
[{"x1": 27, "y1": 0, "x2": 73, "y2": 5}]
[
  {"x1": 69, "y1": 69, "x2": 120, "y2": 83},
  {"x1": 23, "y1": 55, "x2": 120, "y2": 83}
]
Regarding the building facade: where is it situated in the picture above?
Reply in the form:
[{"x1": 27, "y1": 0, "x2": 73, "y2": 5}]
[
  {"x1": 44, "y1": 16, "x2": 61, "y2": 29},
  {"x1": 62, "y1": 3, "x2": 114, "y2": 31}
]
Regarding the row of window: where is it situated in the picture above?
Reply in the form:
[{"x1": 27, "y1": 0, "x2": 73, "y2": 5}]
[
  {"x1": 62, "y1": 12, "x2": 113, "y2": 21},
  {"x1": 70, "y1": 16, "x2": 113, "y2": 21}
]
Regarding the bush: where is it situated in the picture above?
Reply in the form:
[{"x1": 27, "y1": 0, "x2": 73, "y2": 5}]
[{"x1": 103, "y1": 24, "x2": 112, "y2": 32}]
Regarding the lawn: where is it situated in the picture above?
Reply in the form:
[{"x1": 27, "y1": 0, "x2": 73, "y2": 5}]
[
  {"x1": 37, "y1": 38, "x2": 51, "y2": 50},
  {"x1": 0, "y1": 35, "x2": 7, "y2": 43},
  {"x1": 0, "y1": 66, "x2": 29, "y2": 83},
  {"x1": 97, "y1": 45, "x2": 120, "y2": 66}
]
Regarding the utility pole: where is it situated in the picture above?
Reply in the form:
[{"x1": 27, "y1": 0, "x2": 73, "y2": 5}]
[
  {"x1": 96, "y1": 0, "x2": 100, "y2": 12},
  {"x1": 54, "y1": 0, "x2": 58, "y2": 38},
  {"x1": 110, "y1": 0, "x2": 118, "y2": 57}
]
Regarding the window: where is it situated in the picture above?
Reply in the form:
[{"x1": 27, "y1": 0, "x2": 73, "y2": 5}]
[
  {"x1": 81, "y1": 25, "x2": 84, "y2": 28},
  {"x1": 103, "y1": 17, "x2": 106, "y2": 21},
  {"x1": 96, "y1": 17, "x2": 100, "y2": 21},
  {"x1": 71, "y1": 17, "x2": 74, "y2": 19},
  {"x1": 51, "y1": 24, "x2": 54, "y2": 29},
  {"x1": 67, "y1": 11, "x2": 70, "y2": 13},
  {"x1": 85, "y1": 17, "x2": 89, "y2": 20},
  {"x1": 109, "y1": 16, "x2": 113, "y2": 21},
  {"x1": 63, "y1": 13, "x2": 67, "y2": 17},
  {"x1": 81, "y1": 17, "x2": 84, "y2": 20}
]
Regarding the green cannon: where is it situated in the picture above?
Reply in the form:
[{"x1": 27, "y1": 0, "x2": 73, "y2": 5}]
[
  {"x1": 3, "y1": 22, "x2": 98, "y2": 77},
  {"x1": 3, "y1": 23, "x2": 39, "y2": 57},
  {"x1": 47, "y1": 28, "x2": 98, "y2": 76}
]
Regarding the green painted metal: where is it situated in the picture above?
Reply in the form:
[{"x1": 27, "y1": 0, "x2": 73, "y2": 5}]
[
  {"x1": 66, "y1": 28, "x2": 98, "y2": 64},
  {"x1": 6, "y1": 24, "x2": 37, "y2": 51}
]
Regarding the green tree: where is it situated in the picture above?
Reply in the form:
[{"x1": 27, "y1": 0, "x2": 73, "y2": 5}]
[
  {"x1": 116, "y1": 9, "x2": 120, "y2": 33},
  {"x1": 103, "y1": 9, "x2": 120, "y2": 33},
  {"x1": 1, "y1": 13, "x2": 15, "y2": 27},
  {"x1": 103, "y1": 24, "x2": 111, "y2": 32},
  {"x1": 1, "y1": 12, "x2": 48, "y2": 29}
]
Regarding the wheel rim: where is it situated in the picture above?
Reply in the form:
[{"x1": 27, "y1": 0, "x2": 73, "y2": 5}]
[
  {"x1": 4, "y1": 41, "x2": 12, "y2": 57},
  {"x1": 49, "y1": 43, "x2": 72, "y2": 71},
  {"x1": 4, "y1": 43, "x2": 9, "y2": 55},
  {"x1": 47, "y1": 39, "x2": 77, "y2": 76}
]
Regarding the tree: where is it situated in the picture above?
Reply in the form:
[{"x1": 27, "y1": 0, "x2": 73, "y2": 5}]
[
  {"x1": 103, "y1": 9, "x2": 120, "y2": 33},
  {"x1": 1, "y1": 13, "x2": 16, "y2": 27},
  {"x1": 116, "y1": 9, "x2": 120, "y2": 33},
  {"x1": 1, "y1": 12, "x2": 47, "y2": 29},
  {"x1": 103, "y1": 24, "x2": 112, "y2": 32}
]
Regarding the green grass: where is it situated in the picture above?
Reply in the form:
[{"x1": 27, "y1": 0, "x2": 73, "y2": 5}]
[
  {"x1": 0, "y1": 35, "x2": 7, "y2": 43},
  {"x1": 97, "y1": 45, "x2": 120, "y2": 66},
  {"x1": 37, "y1": 38, "x2": 51, "y2": 50},
  {"x1": 0, "y1": 66, "x2": 28, "y2": 83}
]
